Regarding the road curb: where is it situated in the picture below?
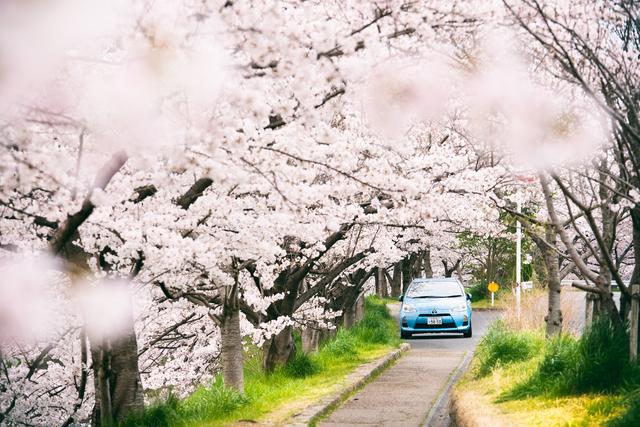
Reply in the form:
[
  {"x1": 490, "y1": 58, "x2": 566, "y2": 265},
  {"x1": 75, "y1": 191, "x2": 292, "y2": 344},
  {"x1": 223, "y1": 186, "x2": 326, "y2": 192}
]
[
  {"x1": 287, "y1": 342, "x2": 411, "y2": 427},
  {"x1": 472, "y1": 307, "x2": 505, "y2": 312},
  {"x1": 422, "y1": 349, "x2": 474, "y2": 426}
]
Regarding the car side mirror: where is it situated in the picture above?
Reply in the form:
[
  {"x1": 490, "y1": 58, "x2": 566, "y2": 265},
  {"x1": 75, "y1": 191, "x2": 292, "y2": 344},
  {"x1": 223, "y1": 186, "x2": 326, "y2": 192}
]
[
  {"x1": 466, "y1": 293, "x2": 472, "y2": 301},
  {"x1": 398, "y1": 295, "x2": 404, "y2": 302}
]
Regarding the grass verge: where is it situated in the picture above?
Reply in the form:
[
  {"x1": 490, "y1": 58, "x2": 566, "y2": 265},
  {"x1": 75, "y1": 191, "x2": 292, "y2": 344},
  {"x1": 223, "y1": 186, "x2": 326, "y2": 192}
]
[
  {"x1": 123, "y1": 296, "x2": 400, "y2": 427},
  {"x1": 453, "y1": 318, "x2": 640, "y2": 426},
  {"x1": 471, "y1": 297, "x2": 507, "y2": 310}
]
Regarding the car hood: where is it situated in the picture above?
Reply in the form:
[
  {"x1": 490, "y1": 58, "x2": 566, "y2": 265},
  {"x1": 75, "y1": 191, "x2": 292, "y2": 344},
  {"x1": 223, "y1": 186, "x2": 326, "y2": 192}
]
[{"x1": 404, "y1": 297, "x2": 466, "y2": 310}]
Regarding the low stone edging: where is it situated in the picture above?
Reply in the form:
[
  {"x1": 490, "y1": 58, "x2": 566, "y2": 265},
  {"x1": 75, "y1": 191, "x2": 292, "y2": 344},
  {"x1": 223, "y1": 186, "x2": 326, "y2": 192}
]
[{"x1": 287, "y1": 342, "x2": 411, "y2": 426}]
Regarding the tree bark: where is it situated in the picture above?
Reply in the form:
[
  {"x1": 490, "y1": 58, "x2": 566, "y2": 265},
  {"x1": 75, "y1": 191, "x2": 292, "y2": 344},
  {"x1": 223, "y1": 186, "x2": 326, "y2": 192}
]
[
  {"x1": 90, "y1": 319, "x2": 143, "y2": 425},
  {"x1": 263, "y1": 326, "x2": 295, "y2": 373},
  {"x1": 623, "y1": 207, "x2": 640, "y2": 319},
  {"x1": 91, "y1": 345, "x2": 112, "y2": 427},
  {"x1": 301, "y1": 323, "x2": 321, "y2": 353},
  {"x1": 341, "y1": 285, "x2": 361, "y2": 329},
  {"x1": 443, "y1": 259, "x2": 461, "y2": 278},
  {"x1": 542, "y1": 227, "x2": 563, "y2": 337},
  {"x1": 411, "y1": 252, "x2": 422, "y2": 278},
  {"x1": 423, "y1": 249, "x2": 433, "y2": 278},
  {"x1": 221, "y1": 305, "x2": 244, "y2": 393},
  {"x1": 343, "y1": 302, "x2": 356, "y2": 329},
  {"x1": 377, "y1": 267, "x2": 388, "y2": 298},
  {"x1": 401, "y1": 256, "x2": 412, "y2": 294},
  {"x1": 354, "y1": 293, "x2": 365, "y2": 323},
  {"x1": 391, "y1": 262, "x2": 402, "y2": 297}
]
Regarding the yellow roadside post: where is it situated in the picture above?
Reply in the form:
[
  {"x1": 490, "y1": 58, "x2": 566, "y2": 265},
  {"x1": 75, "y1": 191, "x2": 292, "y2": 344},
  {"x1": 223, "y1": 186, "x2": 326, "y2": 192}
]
[{"x1": 488, "y1": 282, "x2": 499, "y2": 307}]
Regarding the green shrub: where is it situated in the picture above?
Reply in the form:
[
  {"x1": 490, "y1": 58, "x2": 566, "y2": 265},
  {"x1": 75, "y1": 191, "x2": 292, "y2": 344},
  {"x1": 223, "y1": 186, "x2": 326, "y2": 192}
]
[
  {"x1": 608, "y1": 389, "x2": 640, "y2": 427},
  {"x1": 284, "y1": 352, "x2": 320, "y2": 378},
  {"x1": 475, "y1": 320, "x2": 542, "y2": 377},
  {"x1": 569, "y1": 316, "x2": 630, "y2": 393},
  {"x1": 537, "y1": 334, "x2": 579, "y2": 379},
  {"x1": 499, "y1": 333, "x2": 579, "y2": 400},
  {"x1": 121, "y1": 394, "x2": 179, "y2": 427},
  {"x1": 501, "y1": 316, "x2": 637, "y2": 403},
  {"x1": 181, "y1": 376, "x2": 248, "y2": 418},
  {"x1": 351, "y1": 298, "x2": 397, "y2": 345},
  {"x1": 322, "y1": 329, "x2": 358, "y2": 358},
  {"x1": 466, "y1": 282, "x2": 488, "y2": 301}
]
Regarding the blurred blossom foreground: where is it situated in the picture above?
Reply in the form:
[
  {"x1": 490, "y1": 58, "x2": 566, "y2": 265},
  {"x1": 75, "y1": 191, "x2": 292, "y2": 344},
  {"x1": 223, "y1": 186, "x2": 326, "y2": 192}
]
[{"x1": 0, "y1": 0, "x2": 638, "y2": 426}]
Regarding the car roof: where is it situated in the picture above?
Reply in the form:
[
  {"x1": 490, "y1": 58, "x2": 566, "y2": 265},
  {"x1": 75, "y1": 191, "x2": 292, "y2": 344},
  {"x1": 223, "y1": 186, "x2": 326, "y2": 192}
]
[{"x1": 411, "y1": 277, "x2": 460, "y2": 283}]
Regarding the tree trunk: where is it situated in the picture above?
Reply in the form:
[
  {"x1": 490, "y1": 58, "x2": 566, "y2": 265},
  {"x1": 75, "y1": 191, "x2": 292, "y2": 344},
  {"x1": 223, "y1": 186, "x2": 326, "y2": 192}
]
[
  {"x1": 624, "y1": 207, "x2": 640, "y2": 320},
  {"x1": 319, "y1": 327, "x2": 336, "y2": 343},
  {"x1": 423, "y1": 249, "x2": 433, "y2": 278},
  {"x1": 263, "y1": 326, "x2": 295, "y2": 372},
  {"x1": 343, "y1": 303, "x2": 356, "y2": 329},
  {"x1": 377, "y1": 267, "x2": 388, "y2": 298},
  {"x1": 542, "y1": 227, "x2": 562, "y2": 337},
  {"x1": 221, "y1": 305, "x2": 244, "y2": 393},
  {"x1": 91, "y1": 345, "x2": 113, "y2": 427},
  {"x1": 411, "y1": 252, "x2": 422, "y2": 278},
  {"x1": 391, "y1": 262, "x2": 402, "y2": 297},
  {"x1": 90, "y1": 322, "x2": 144, "y2": 426},
  {"x1": 443, "y1": 259, "x2": 460, "y2": 278},
  {"x1": 401, "y1": 256, "x2": 412, "y2": 294},
  {"x1": 594, "y1": 165, "x2": 622, "y2": 326},
  {"x1": 595, "y1": 275, "x2": 621, "y2": 325},
  {"x1": 354, "y1": 293, "x2": 365, "y2": 323},
  {"x1": 301, "y1": 323, "x2": 321, "y2": 353},
  {"x1": 625, "y1": 207, "x2": 640, "y2": 347}
]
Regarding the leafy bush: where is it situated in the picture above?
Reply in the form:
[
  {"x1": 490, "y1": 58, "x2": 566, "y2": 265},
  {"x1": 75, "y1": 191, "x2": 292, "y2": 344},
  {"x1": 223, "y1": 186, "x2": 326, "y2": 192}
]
[
  {"x1": 475, "y1": 320, "x2": 542, "y2": 377},
  {"x1": 181, "y1": 376, "x2": 248, "y2": 417},
  {"x1": 284, "y1": 352, "x2": 320, "y2": 378},
  {"x1": 466, "y1": 282, "x2": 488, "y2": 301},
  {"x1": 322, "y1": 328, "x2": 358, "y2": 358},
  {"x1": 570, "y1": 316, "x2": 630, "y2": 393},
  {"x1": 608, "y1": 389, "x2": 640, "y2": 427},
  {"x1": 351, "y1": 297, "x2": 398, "y2": 345},
  {"x1": 499, "y1": 333, "x2": 579, "y2": 400},
  {"x1": 536, "y1": 334, "x2": 578, "y2": 379},
  {"x1": 501, "y1": 316, "x2": 638, "y2": 404},
  {"x1": 121, "y1": 394, "x2": 179, "y2": 427},
  {"x1": 123, "y1": 378, "x2": 247, "y2": 427}
]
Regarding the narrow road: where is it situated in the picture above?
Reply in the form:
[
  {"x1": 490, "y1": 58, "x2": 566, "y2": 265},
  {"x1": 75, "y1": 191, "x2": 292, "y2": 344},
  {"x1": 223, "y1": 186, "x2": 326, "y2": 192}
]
[{"x1": 319, "y1": 306, "x2": 500, "y2": 427}]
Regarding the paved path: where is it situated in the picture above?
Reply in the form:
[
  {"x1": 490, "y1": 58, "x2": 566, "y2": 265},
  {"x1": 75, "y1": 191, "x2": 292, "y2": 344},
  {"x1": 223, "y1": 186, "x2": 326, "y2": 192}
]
[{"x1": 319, "y1": 307, "x2": 500, "y2": 427}]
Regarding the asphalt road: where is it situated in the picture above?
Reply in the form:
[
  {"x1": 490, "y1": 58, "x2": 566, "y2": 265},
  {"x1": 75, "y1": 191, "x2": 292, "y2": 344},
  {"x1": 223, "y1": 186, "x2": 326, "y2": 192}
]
[{"x1": 319, "y1": 306, "x2": 501, "y2": 427}]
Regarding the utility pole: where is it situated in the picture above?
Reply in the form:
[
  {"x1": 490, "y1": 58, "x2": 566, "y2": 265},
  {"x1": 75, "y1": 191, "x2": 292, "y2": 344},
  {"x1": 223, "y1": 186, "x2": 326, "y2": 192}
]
[{"x1": 516, "y1": 196, "x2": 522, "y2": 319}]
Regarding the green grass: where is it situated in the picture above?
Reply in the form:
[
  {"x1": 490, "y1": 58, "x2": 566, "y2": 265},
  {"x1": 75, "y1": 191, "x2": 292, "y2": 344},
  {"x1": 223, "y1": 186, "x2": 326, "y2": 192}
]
[
  {"x1": 498, "y1": 317, "x2": 636, "y2": 399},
  {"x1": 474, "y1": 320, "x2": 544, "y2": 377},
  {"x1": 123, "y1": 296, "x2": 400, "y2": 427},
  {"x1": 459, "y1": 316, "x2": 640, "y2": 426},
  {"x1": 471, "y1": 297, "x2": 506, "y2": 310}
]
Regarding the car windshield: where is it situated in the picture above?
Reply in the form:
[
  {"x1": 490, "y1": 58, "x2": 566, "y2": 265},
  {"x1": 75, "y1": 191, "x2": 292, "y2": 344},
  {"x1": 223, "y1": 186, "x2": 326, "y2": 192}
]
[{"x1": 406, "y1": 282, "x2": 462, "y2": 298}]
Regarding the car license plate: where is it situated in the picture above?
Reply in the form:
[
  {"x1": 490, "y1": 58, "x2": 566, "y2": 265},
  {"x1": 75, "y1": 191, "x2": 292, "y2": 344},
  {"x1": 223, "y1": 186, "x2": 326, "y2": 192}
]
[{"x1": 427, "y1": 317, "x2": 442, "y2": 325}]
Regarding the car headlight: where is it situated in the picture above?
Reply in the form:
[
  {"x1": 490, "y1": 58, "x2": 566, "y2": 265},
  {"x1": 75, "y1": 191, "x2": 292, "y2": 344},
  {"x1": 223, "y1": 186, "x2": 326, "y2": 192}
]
[
  {"x1": 402, "y1": 304, "x2": 416, "y2": 313},
  {"x1": 452, "y1": 303, "x2": 467, "y2": 312}
]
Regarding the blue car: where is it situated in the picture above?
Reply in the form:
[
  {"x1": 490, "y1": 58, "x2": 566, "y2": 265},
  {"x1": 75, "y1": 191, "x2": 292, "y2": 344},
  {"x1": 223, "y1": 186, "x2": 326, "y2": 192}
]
[{"x1": 399, "y1": 278, "x2": 472, "y2": 339}]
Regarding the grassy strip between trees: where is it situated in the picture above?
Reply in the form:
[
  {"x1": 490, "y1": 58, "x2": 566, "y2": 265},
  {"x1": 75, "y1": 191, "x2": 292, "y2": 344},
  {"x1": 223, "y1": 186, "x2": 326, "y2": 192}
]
[
  {"x1": 123, "y1": 296, "x2": 400, "y2": 427},
  {"x1": 455, "y1": 319, "x2": 640, "y2": 426}
]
